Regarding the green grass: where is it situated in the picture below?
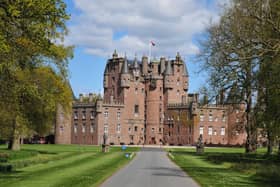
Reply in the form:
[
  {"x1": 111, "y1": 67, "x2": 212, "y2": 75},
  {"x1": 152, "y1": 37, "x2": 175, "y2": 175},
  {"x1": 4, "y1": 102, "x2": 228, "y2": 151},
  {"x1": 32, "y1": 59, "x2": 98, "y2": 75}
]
[
  {"x1": 167, "y1": 147, "x2": 280, "y2": 187},
  {"x1": 0, "y1": 144, "x2": 139, "y2": 187}
]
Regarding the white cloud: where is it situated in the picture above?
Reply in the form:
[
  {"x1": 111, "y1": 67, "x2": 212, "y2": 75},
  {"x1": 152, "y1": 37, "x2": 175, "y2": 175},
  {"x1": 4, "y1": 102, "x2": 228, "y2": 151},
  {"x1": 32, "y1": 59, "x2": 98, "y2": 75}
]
[{"x1": 65, "y1": 0, "x2": 222, "y2": 58}]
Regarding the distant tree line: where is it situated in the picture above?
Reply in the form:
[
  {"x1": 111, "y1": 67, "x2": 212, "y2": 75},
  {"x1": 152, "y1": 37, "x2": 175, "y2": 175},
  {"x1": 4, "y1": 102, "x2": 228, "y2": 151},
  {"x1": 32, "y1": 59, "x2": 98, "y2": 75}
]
[
  {"x1": 0, "y1": 0, "x2": 73, "y2": 150},
  {"x1": 198, "y1": 0, "x2": 280, "y2": 154}
]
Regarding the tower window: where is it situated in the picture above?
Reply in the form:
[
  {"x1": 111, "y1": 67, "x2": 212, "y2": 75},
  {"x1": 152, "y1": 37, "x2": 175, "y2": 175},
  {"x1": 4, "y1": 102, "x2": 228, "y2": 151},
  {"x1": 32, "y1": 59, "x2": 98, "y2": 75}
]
[
  {"x1": 117, "y1": 124, "x2": 121, "y2": 133},
  {"x1": 134, "y1": 105, "x2": 139, "y2": 114}
]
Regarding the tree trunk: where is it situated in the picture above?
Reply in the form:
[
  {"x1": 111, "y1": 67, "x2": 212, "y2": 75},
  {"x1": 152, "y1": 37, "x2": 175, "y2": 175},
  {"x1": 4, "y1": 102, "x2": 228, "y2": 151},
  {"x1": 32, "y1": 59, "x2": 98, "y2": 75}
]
[
  {"x1": 267, "y1": 131, "x2": 273, "y2": 155},
  {"x1": 245, "y1": 77, "x2": 257, "y2": 153},
  {"x1": 278, "y1": 141, "x2": 280, "y2": 156},
  {"x1": 11, "y1": 135, "x2": 20, "y2": 151},
  {"x1": 9, "y1": 119, "x2": 21, "y2": 151}
]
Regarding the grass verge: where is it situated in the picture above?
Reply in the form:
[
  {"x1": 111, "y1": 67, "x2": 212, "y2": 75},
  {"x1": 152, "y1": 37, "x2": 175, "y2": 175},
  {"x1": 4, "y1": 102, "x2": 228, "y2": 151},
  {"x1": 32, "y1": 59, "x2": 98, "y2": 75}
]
[
  {"x1": 0, "y1": 144, "x2": 139, "y2": 187},
  {"x1": 167, "y1": 147, "x2": 280, "y2": 187}
]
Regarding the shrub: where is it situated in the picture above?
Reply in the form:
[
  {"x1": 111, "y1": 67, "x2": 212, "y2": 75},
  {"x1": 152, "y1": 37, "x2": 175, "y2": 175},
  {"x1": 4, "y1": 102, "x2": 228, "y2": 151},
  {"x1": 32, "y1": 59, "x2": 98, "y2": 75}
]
[
  {"x1": 0, "y1": 164, "x2": 13, "y2": 172},
  {"x1": 0, "y1": 153, "x2": 10, "y2": 163}
]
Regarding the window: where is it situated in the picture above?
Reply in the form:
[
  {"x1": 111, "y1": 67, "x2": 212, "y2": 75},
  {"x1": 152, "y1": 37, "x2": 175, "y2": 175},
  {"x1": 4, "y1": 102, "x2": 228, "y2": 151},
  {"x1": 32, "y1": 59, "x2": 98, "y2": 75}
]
[
  {"x1": 199, "y1": 127, "x2": 204, "y2": 135},
  {"x1": 135, "y1": 87, "x2": 138, "y2": 93},
  {"x1": 221, "y1": 127, "x2": 225, "y2": 136},
  {"x1": 117, "y1": 112, "x2": 121, "y2": 120},
  {"x1": 104, "y1": 111, "x2": 108, "y2": 118},
  {"x1": 142, "y1": 88, "x2": 144, "y2": 93},
  {"x1": 82, "y1": 111, "x2": 86, "y2": 119},
  {"x1": 177, "y1": 78, "x2": 180, "y2": 85},
  {"x1": 134, "y1": 105, "x2": 139, "y2": 114},
  {"x1": 160, "y1": 96, "x2": 162, "y2": 100},
  {"x1": 90, "y1": 123, "x2": 95, "y2": 133},
  {"x1": 209, "y1": 114, "x2": 213, "y2": 122},
  {"x1": 222, "y1": 115, "x2": 226, "y2": 122},
  {"x1": 159, "y1": 128, "x2": 162, "y2": 133},
  {"x1": 208, "y1": 127, "x2": 213, "y2": 135},
  {"x1": 134, "y1": 126, "x2": 138, "y2": 132},
  {"x1": 152, "y1": 128, "x2": 155, "y2": 133},
  {"x1": 90, "y1": 111, "x2": 95, "y2": 119},
  {"x1": 199, "y1": 114, "x2": 204, "y2": 121},
  {"x1": 74, "y1": 111, "x2": 78, "y2": 120},
  {"x1": 128, "y1": 127, "x2": 131, "y2": 133},
  {"x1": 177, "y1": 90, "x2": 180, "y2": 95},
  {"x1": 236, "y1": 118, "x2": 240, "y2": 123},
  {"x1": 117, "y1": 124, "x2": 121, "y2": 133},
  {"x1": 82, "y1": 123, "x2": 86, "y2": 133},
  {"x1": 236, "y1": 109, "x2": 239, "y2": 114},
  {"x1": 74, "y1": 124, "x2": 78, "y2": 133},
  {"x1": 104, "y1": 125, "x2": 108, "y2": 134}
]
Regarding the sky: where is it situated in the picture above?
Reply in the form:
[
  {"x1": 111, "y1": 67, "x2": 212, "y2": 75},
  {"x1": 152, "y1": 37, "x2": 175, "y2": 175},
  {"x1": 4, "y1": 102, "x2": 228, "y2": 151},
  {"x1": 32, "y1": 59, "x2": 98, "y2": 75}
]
[{"x1": 63, "y1": 0, "x2": 228, "y2": 97}]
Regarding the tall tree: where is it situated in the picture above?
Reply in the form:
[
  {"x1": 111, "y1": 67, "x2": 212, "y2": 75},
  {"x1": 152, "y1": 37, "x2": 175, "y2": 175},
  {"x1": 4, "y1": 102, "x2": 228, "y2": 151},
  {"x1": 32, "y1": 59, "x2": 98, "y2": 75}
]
[
  {"x1": 198, "y1": 0, "x2": 280, "y2": 153},
  {"x1": 0, "y1": 0, "x2": 73, "y2": 150}
]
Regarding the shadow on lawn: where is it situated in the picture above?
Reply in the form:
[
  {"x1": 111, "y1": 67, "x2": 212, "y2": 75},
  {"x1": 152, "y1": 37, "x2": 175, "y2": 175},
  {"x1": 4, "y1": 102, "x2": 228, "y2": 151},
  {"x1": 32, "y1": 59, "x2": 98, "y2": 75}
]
[{"x1": 173, "y1": 150, "x2": 280, "y2": 187}]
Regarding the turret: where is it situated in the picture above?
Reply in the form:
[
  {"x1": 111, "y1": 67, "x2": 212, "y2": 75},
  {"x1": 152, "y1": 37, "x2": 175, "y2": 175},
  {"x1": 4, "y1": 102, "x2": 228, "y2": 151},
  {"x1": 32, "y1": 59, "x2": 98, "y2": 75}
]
[
  {"x1": 164, "y1": 60, "x2": 173, "y2": 89},
  {"x1": 160, "y1": 57, "x2": 166, "y2": 74},
  {"x1": 142, "y1": 56, "x2": 148, "y2": 75},
  {"x1": 103, "y1": 63, "x2": 109, "y2": 88},
  {"x1": 112, "y1": 49, "x2": 118, "y2": 59},
  {"x1": 132, "y1": 56, "x2": 140, "y2": 78},
  {"x1": 120, "y1": 56, "x2": 130, "y2": 88},
  {"x1": 182, "y1": 62, "x2": 189, "y2": 91}
]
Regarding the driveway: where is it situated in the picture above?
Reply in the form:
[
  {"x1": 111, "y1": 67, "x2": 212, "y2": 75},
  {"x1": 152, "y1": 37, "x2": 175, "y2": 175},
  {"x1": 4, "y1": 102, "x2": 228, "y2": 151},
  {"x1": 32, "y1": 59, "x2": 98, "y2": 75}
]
[{"x1": 100, "y1": 147, "x2": 199, "y2": 187}]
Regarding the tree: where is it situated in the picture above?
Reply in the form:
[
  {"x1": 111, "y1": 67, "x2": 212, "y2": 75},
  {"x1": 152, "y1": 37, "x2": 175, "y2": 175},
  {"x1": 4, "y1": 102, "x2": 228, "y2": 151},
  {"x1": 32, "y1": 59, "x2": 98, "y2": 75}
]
[
  {"x1": 0, "y1": 0, "x2": 73, "y2": 150},
  {"x1": 198, "y1": 0, "x2": 280, "y2": 153}
]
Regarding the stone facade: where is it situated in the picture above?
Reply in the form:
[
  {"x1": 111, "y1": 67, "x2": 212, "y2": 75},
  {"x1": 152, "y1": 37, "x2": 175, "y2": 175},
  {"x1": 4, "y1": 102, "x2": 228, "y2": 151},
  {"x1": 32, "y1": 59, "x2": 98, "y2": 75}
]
[{"x1": 55, "y1": 51, "x2": 247, "y2": 146}]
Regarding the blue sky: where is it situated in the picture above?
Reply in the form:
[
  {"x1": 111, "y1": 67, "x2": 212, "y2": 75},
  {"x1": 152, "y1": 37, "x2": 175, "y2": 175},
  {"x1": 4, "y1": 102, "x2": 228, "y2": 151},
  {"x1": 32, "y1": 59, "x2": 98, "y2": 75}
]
[{"x1": 64, "y1": 0, "x2": 226, "y2": 97}]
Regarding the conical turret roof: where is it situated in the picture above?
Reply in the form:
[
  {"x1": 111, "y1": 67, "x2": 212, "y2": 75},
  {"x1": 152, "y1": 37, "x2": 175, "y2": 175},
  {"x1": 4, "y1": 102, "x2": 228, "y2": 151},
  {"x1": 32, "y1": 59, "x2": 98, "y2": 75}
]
[
  {"x1": 121, "y1": 56, "x2": 129, "y2": 74},
  {"x1": 165, "y1": 60, "x2": 172, "y2": 75},
  {"x1": 133, "y1": 56, "x2": 139, "y2": 69}
]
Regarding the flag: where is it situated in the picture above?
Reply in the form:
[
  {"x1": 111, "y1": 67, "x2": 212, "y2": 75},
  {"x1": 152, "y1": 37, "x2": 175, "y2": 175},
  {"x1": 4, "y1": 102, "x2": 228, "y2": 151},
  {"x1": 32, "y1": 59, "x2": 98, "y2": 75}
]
[{"x1": 150, "y1": 41, "x2": 155, "y2": 46}]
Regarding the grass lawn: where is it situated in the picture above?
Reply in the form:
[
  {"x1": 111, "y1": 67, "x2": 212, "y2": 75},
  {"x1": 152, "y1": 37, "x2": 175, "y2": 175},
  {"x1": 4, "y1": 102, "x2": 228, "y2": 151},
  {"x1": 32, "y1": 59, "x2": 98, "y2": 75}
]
[
  {"x1": 167, "y1": 147, "x2": 280, "y2": 187},
  {"x1": 0, "y1": 144, "x2": 139, "y2": 187}
]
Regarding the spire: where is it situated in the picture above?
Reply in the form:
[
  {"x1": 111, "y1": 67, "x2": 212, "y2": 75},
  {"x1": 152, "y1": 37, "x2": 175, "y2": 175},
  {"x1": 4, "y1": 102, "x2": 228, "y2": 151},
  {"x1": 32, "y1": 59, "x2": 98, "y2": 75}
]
[
  {"x1": 165, "y1": 60, "x2": 172, "y2": 75},
  {"x1": 133, "y1": 56, "x2": 139, "y2": 69},
  {"x1": 112, "y1": 49, "x2": 118, "y2": 58},
  {"x1": 176, "y1": 52, "x2": 181, "y2": 61},
  {"x1": 121, "y1": 55, "x2": 129, "y2": 74},
  {"x1": 182, "y1": 62, "x2": 189, "y2": 76}
]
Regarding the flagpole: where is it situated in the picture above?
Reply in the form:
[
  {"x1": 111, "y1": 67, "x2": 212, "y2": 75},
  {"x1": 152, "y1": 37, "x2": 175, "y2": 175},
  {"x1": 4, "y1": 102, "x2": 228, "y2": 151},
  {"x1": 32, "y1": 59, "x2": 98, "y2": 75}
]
[{"x1": 148, "y1": 42, "x2": 151, "y2": 63}]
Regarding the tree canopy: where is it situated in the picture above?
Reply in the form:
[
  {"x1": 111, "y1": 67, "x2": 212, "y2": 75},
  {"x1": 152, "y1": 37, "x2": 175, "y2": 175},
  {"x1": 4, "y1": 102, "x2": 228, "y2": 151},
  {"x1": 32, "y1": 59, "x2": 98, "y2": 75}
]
[
  {"x1": 0, "y1": 0, "x2": 73, "y2": 150},
  {"x1": 198, "y1": 0, "x2": 280, "y2": 153}
]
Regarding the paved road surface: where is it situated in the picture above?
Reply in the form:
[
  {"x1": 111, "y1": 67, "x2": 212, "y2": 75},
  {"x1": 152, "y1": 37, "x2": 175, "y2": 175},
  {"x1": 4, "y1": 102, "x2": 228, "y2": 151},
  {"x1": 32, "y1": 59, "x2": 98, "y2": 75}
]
[{"x1": 100, "y1": 148, "x2": 199, "y2": 187}]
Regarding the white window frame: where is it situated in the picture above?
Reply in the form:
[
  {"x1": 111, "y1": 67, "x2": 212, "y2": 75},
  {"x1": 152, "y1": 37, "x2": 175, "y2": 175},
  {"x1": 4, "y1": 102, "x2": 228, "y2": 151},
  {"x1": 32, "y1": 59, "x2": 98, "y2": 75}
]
[
  {"x1": 221, "y1": 127, "x2": 225, "y2": 136},
  {"x1": 199, "y1": 126, "x2": 204, "y2": 135},
  {"x1": 117, "y1": 124, "x2": 121, "y2": 133},
  {"x1": 208, "y1": 127, "x2": 213, "y2": 135},
  {"x1": 199, "y1": 114, "x2": 204, "y2": 122},
  {"x1": 209, "y1": 114, "x2": 213, "y2": 122}
]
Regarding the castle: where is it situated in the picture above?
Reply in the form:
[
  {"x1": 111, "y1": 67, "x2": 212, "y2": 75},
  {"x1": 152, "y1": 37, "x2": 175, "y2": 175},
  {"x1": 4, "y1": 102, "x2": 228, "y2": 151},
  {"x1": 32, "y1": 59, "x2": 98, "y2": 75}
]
[{"x1": 55, "y1": 51, "x2": 246, "y2": 146}]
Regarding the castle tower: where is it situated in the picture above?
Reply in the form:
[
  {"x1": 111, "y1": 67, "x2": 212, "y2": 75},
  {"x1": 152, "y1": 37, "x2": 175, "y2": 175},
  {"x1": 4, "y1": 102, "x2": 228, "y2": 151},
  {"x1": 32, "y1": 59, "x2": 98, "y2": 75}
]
[
  {"x1": 145, "y1": 61, "x2": 164, "y2": 144},
  {"x1": 142, "y1": 56, "x2": 148, "y2": 75},
  {"x1": 120, "y1": 56, "x2": 130, "y2": 88},
  {"x1": 55, "y1": 104, "x2": 72, "y2": 144}
]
